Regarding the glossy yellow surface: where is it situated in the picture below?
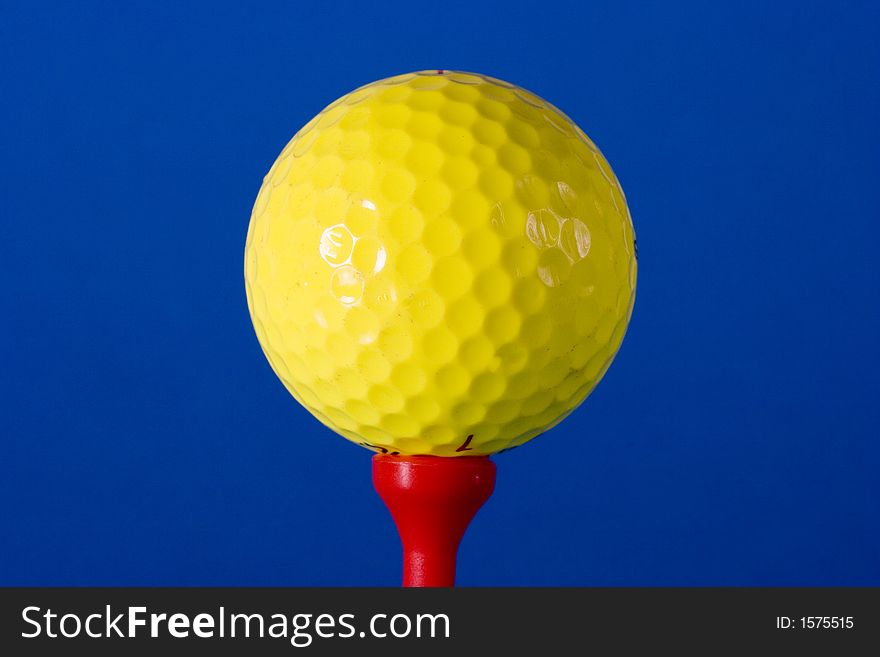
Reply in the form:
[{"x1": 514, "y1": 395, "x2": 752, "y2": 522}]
[{"x1": 245, "y1": 71, "x2": 636, "y2": 456}]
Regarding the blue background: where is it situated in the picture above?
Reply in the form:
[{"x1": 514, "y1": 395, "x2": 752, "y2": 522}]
[{"x1": 2, "y1": 0, "x2": 878, "y2": 585}]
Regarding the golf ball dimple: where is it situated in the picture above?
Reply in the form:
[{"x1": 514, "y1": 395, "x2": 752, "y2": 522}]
[{"x1": 245, "y1": 70, "x2": 636, "y2": 456}]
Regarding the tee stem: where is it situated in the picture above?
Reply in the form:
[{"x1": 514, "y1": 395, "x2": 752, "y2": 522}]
[{"x1": 372, "y1": 454, "x2": 496, "y2": 587}]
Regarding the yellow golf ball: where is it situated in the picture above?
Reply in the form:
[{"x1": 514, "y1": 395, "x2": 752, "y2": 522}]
[{"x1": 245, "y1": 70, "x2": 636, "y2": 456}]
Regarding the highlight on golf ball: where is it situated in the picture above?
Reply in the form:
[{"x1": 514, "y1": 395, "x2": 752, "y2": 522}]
[{"x1": 245, "y1": 70, "x2": 636, "y2": 456}]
